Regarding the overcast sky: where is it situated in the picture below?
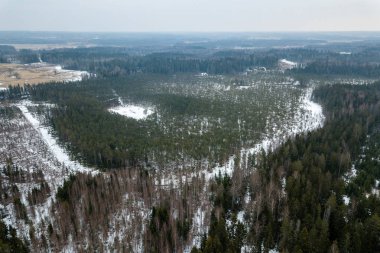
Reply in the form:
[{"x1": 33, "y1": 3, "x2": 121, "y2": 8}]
[{"x1": 1, "y1": 0, "x2": 379, "y2": 32}]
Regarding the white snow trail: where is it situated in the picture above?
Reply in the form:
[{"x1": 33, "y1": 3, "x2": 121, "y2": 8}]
[
  {"x1": 206, "y1": 87, "x2": 325, "y2": 180},
  {"x1": 16, "y1": 100, "x2": 96, "y2": 175},
  {"x1": 185, "y1": 87, "x2": 325, "y2": 252}
]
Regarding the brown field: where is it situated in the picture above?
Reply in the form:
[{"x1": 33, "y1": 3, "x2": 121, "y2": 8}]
[{"x1": 0, "y1": 63, "x2": 88, "y2": 88}]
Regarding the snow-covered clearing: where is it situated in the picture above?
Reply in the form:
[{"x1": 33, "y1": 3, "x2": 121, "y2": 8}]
[
  {"x1": 52, "y1": 64, "x2": 90, "y2": 82},
  {"x1": 109, "y1": 90, "x2": 154, "y2": 120},
  {"x1": 236, "y1": 85, "x2": 251, "y2": 90},
  {"x1": 278, "y1": 59, "x2": 298, "y2": 70},
  {"x1": 279, "y1": 59, "x2": 297, "y2": 66},
  {"x1": 109, "y1": 105, "x2": 154, "y2": 120}
]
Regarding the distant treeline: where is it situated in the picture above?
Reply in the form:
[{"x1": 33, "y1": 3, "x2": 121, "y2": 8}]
[
  {"x1": 0, "y1": 45, "x2": 39, "y2": 63},
  {"x1": 2, "y1": 44, "x2": 380, "y2": 77},
  {"x1": 291, "y1": 47, "x2": 380, "y2": 78},
  {"x1": 293, "y1": 60, "x2": 380, "y2": 77},
  {"x1": 41, "y1": 49, "x2": 278, "y2": 76}
]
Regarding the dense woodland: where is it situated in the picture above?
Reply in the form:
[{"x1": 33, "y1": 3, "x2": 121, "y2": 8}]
[
  {"x1": 2, "y1": 36, "x2": 380, "y2": 252},
  {"x1": 0, "y1": 45, "x2": 39, "y2": 64},
  {"x1": 3, "y1": 73, "x2": 303, "y2": 170},
  {"x1": 2, "y1": 43, "x2": 380, "y2": 78},
  {"x1": 22, "y1": 81, "x2": 380, "y2": 253},
  {"x1": 0, "y1": 159, "x2": 32, "y2": 253},
  {"x1": 42, "y1": 50, "x2": 279, "y2": 76},
  {"x1": 0, "y1": 220, "x2": 28, "y2": 253},
  {"x1": 190, "y1": 83, "x2": 380, "y2": 252},
  {"x1": 294, "y1": 60, "x2": 380, "y2": 77}
]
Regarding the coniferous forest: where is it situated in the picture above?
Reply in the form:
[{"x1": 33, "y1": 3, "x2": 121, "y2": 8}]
[
  {"x1": 191, "y1": 83, "x2": 380, "y2": 253},
  {"x1": 1, "y1": 33, "x2": 380, "y2": 252}
]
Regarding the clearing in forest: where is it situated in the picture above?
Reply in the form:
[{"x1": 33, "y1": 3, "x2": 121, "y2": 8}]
[{"x1": 0, "y1": 63, "x2": 89, "y2": 88}]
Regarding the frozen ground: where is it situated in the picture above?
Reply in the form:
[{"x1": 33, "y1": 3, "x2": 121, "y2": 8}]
[
  {"x1": 109, "y1": 105, "x2": 154, "y2": 120},
  {"x1": 51, "y1": 64, "x2": 90, "y2": 82},
  {"x1": 0, "y1": 99, "x2": 155, "y2": 252},
  {"x1": 278, "y1": 59, "x2": 298, "y2": 70},
  {"x1": 16, "y1": 100, "x2": 95, "y2": 175},
  {"x1": 279, "y1": 59, "x2": 297, "y2": 66},
  {"x1": 0, "y1": 100, "x2": 97, "y2": 249},
  {"x1": 109, "y1": 90, "x2": 154, "y2": 120},
  {"x1": 1, "y1": 82, "x2": 325, "y2": 252}
]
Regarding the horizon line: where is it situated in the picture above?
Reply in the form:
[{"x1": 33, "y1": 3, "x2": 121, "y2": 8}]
[{"x1": 1, "y1": 30, "x2": 380, "y2": 34}]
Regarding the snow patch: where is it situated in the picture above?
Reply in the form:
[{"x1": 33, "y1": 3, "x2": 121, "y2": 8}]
[
  {"x1": 109, "y1": 90, "x2": 155, "y2": 120},
  {"x1": 372, "y1": 188, "x2": 380, "y2": 197},
  {"x1": 344, "y1": 164, "x2": 357, "y2": 183},
  {"x1": 343, "y1": 195, "x2": 350, "y2": 205},
  {"x1": 279, "y1": 59, "x2": 298, "y2": 70},
  {"x1": 236, "y1": 86, "x2": 251, "y2": 90},
  {"x1": 109, "y1": 105, "x2": 154, "y2": 120},
  {"x1": 279, "y1": 59, "x2": 297, "y2": 66},
  {"x1": 186, "y1": 207, "x2": 208, "y2": 252},
  {"x1": 237, "y1": 211, "x2": 245, "y2": 223},
  {"x1": 61, "y1": 234, "x2": 75, "y2": 253}
]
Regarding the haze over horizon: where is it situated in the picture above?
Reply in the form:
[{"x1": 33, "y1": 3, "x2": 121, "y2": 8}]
[{"x1": 1, "y1": 0, "x2": 380, "y2": 32}]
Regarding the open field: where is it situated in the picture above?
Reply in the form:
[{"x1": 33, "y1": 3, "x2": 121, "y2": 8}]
[{"x1": 0, "y1": 63, "x2": 89, "y2": 88}]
